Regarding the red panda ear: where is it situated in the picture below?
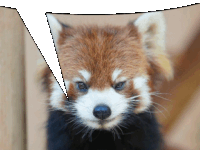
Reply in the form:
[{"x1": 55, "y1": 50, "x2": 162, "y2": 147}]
[
  {"x1": 134, "y1": 12, "x2": 173, "y2": 82},
  {"x1": 46, "y1": 14, "x2": 70, "y2": 51}
]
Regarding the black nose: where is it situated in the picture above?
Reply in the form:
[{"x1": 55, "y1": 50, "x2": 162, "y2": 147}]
[{"x1": 93, "y1": 104, "x2": 111, "y2": 120}]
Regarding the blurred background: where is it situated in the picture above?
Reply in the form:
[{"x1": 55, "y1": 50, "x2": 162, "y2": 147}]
[{"x1": 1, "y1": 5, "x2": 200, "y2": 150}]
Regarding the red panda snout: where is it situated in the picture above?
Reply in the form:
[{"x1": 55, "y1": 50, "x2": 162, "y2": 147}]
[
  {"x1": 48, "y1": 69, "x2": 152, "y2": 130},
  {"x1": 93, "y1": 104, "x2": 111, "y2": 120}
]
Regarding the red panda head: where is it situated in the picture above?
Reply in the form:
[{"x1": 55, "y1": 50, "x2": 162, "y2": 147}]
[{"x1": 42, "y1": 12, "x2": 173, "y2": 130}]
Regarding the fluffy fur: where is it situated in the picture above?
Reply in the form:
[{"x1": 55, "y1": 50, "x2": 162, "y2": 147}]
[{"x1": 39, "y1": 12, "x2": 173, "y2": 150}]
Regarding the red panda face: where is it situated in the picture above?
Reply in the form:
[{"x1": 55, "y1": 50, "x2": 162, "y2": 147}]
[{"x1": 45, "y1": 12, "x2": 173, "y2": 130}]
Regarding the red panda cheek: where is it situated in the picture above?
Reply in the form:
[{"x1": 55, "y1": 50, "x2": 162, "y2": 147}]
[{"x1": 122, "y1": 80, "x2": 140, "y2": 99}]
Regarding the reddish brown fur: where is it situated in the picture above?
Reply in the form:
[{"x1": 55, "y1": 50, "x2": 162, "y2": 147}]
[
  {"x1": 58, "y1": 25, "x2": 148, "y2": 93},
  {"x1": 118, "y1": 80, "x2": 138, "y2": 99},
  {"x1": 38, "y1": 65, "x2": 53, "y2": 97},
  {"x1": 39, "y1": 20, "x2": 173, "y2": 112},
  {"x1": 67, "y1": 83, "x2": 78, "y2": 100}
]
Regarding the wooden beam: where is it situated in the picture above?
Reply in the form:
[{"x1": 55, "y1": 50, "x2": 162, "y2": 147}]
[
  {"x1": 155, "y1": 29, "x2": 200, "y2": 134},
  {"x1": 0, "y1": 8, "x2": 26, "y2": 150}
]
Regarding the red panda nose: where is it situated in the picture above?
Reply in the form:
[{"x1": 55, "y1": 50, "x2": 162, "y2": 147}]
[{"x1": 93, "y1": 104, "x2": 111, "y2": 120}]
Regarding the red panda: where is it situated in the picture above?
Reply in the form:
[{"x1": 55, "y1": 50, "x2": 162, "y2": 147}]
[{"x1": 39, "y1": 12, "x2": 173, "y2": 150}]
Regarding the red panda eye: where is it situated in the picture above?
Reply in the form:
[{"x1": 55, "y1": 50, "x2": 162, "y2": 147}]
[
  {"x1": 76, "y1": 82, "x2": 88, "y2": 92},
  {"x1": 114, "y1": 81, "x2": 126, "y2": 91}
]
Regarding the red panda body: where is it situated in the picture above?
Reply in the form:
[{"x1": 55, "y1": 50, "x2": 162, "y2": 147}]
[
  {"x1": 47, "y1": 106, "x2": 162, "y2": 150},
  {"x1": 40, "y1": 12, "x2": 173, "y2": 150}
]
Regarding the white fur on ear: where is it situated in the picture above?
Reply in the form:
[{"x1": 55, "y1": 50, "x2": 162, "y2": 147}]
[
  {"x1": 46, "y1": 14, "x2": 62, "y2": 50},
  {"x1": 134, "y1": 12, "x2": 173, "y2": 81},
  {"x1": 134, "y1": 12, "x2": 166, "y2": 53}
]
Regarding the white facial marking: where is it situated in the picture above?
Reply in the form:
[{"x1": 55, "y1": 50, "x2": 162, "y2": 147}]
[
  {"x1": 112, "y1": 69, "x2": 122, "y2": 82},
  {"x1": 133, "y1": 76, "x2": 151, "y2": 113},
  {"x1": 74, "y1": 88, "x2": 129, "y2": 130},
  {"x1": 49, "y1": 80, "x2": 70, "y2": 110},
  {"x1": 115, "y1": 76, "x2": 127, "y2": 83},
  {"x1": 73, "y1": 77, "x2": 83, "y2": 82},
  {"x1": 103, "y1": 116, "x2": 122, "y2": 129},
  {"x1": 79, "y1": 70, "x2": 91, "y2": 82}
]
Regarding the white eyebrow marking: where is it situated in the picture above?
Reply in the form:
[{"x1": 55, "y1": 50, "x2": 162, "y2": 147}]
[
  {"x1": 115, "y1": 76, "x2": 127, "y2": 83},
  {"x1": 79, "y1": 70, "x2": 91, "y2": 81},
  {"x1": 112, "y1": 69, "x2": 122, "y2": 81},
  {"x1": 73, "y1": 77, "x2": 83, "y2": 82}
]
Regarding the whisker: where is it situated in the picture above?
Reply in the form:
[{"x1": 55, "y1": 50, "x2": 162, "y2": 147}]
[
  {"x1": 146, "y1": 107, "x2": 152, "y2": 119},
  {"x1": 152, "y1": 91, "x2": 172, "y2": 95},
  {"x1": 128, "y1": 95, "x2": 142, "y2": 100},
  {"x1": 145, "y1": 110, "x2": 165, "y2": 114},
  {"x1": 116, "y1": 125, "x2": 124, "y2": 135},
  {"x1": 152, "y1": 94, "x2": 171, "y2": 101},
  {"x1": 151, "y1": 105, "x2": 167, "y2": 119},
  {"x1": 111, "y1": 128, "x2": 116, "y2": 141},
  {"x1": 71, "y1": 120, "x2": 82, "y2": 129},
  {"x1": 75, "y1": 125, "x2": 87, "y2": 135},
  {"x1": 119, "y1": 124, "x2": 129, "y2": 129},
  {"x1": 152, "y1": 102, "x2": 169, "y2": 114},
  {"x1": 67, "y1": 118, "x2": 77, "y2": 124},
  {"x1": 88, "y1": 129, "x2": 94, "y2": 141},
  {"x1": 82, "y1": 127, "x2": 90, "y2": 139},
  {"x1": 113, "y1": 128, "x2": 121, "y2": 139}
]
